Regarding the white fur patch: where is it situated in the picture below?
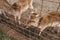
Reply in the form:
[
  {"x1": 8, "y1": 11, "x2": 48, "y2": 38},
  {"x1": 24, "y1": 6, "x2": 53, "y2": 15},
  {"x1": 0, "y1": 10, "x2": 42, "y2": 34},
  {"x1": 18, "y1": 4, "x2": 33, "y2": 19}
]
[
  {"x1": 0, "y1": 9, "x2": 2, "y2": 14},
  {"x1": 20, "y1": 5, "x2": 29, "y2": 14},
  {"x1": 39, "y1": 22, "x2": 60, "y2": 32},
  {"x1": 29, "y1": 0, "x2": 33, "y2": 9},
  {"x1": 20, "y1": 0, "x2": 33, "y2": 14},
  {"x1": 39, "y1": 22, "x2": 60, "y2": 35}
]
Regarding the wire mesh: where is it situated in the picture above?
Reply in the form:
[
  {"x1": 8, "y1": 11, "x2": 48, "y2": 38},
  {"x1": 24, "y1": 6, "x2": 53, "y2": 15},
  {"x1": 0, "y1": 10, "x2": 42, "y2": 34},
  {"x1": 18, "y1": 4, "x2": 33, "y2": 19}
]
[
  {"x1": 25, "y1": 0, "x2": 60, "y2": 39},
  {"x1": 0, "y1": 0, "x2": 60, "y2": 40}
]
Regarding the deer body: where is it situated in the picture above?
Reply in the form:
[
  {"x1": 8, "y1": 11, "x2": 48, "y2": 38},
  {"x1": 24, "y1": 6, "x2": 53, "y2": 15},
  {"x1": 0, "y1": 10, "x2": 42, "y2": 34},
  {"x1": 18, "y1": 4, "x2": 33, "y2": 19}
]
[
  {"x1": 38, "y1": 11, "x2": 60, "y2": 35},
  {"x1": 12, "y1": 0, "x2": 34, "y2": 24}
]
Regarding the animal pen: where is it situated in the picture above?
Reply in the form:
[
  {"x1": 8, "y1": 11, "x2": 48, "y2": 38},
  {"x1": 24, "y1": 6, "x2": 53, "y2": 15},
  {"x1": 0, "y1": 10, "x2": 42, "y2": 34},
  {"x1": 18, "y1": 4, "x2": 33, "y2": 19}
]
[{"x1": 0, "y1": 0, "x2": 60, "y2": 40}]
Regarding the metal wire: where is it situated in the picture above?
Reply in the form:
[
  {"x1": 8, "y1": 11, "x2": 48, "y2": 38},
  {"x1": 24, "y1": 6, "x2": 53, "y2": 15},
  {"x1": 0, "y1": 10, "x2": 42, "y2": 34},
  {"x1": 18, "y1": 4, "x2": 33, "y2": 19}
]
[
  {"x1": 37, "y1": 0, "x2": 60, "y2": 37},
  {"x1": 0, "y1": 0, "x2": 60, "y2": 40}
]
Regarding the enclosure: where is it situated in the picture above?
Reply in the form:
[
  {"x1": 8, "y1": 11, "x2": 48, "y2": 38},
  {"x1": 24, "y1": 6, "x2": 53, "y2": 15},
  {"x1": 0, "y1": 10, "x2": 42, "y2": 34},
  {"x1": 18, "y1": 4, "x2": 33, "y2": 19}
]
[{"x1": 0, "y1": 0, "x2": 60, "y2": 40}]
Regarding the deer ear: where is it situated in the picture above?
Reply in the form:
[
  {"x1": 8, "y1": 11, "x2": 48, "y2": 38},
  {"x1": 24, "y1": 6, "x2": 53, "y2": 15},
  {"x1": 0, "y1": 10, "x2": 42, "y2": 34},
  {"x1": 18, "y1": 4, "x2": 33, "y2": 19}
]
[
  {"x1": 6, "y1": 0, "x2": 18, "y2": 5},
  {"x1": 12, "y1": 3, "x2": 17, "y2": 10}
]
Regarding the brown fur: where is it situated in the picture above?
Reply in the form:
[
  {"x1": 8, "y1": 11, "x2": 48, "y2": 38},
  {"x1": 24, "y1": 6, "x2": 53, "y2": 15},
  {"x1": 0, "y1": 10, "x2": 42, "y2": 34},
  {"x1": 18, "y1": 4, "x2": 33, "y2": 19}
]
[
  {"x1": 26, "y1": 13, "x2": 37, "y2": 25},
  {"x1": 12, "y1": 0, "x2": 34, "y2": 24},
  {"x1": 38, "y1": 11, "x2": 60, "y2": 26},
  {"x1": 38, "y1": 11, "x2": 60, "y2": 35},
  {"x1": 26, "y1": 12, "x2": 39, "y2": 27},
  {"x1": 25, "y1": 10, "x2": 60, "y2": 35},
  {"x1": 12, "y1": 0, "x2": 33, "y2": 11}
]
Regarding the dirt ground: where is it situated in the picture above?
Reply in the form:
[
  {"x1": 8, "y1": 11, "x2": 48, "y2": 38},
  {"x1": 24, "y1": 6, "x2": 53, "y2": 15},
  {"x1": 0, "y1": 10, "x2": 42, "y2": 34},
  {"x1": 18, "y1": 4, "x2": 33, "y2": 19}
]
[{"x1": 0, "y1": 0, "x2": 60, "y2": 40}]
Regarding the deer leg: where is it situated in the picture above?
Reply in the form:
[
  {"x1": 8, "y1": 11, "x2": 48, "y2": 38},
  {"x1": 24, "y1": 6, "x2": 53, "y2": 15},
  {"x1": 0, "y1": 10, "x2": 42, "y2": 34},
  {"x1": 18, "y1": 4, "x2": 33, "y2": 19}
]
[
  {"x1": 38, "y1": 25, "x2": 49, "y2": 35},
  {"x1": 29, "y1": 0, "x2": 34, "y2": 9},
  {"x1": 17, "y1": 14, "x2": 21, "y2": 24},
  {"x1": 1, "y1": 10, "x2": 9, "y2": 18}
]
